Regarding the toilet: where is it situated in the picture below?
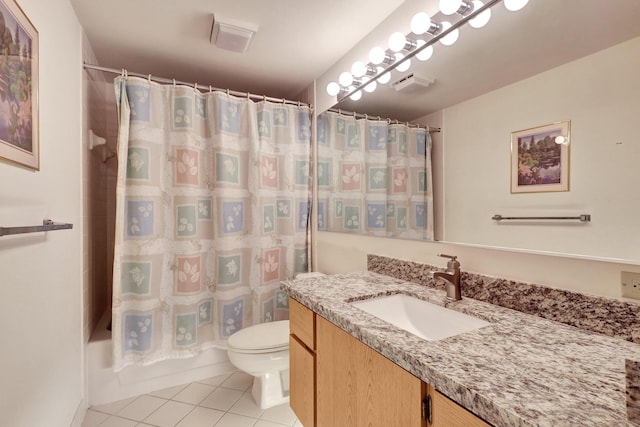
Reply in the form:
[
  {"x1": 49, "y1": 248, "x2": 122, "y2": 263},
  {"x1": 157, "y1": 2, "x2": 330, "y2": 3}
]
[
  {"x1": 227, "y1": 272, "x2": 325, "y2": 409},
  {"x1": 227, "y1": 320, "x2": 290, "y2": 409}
]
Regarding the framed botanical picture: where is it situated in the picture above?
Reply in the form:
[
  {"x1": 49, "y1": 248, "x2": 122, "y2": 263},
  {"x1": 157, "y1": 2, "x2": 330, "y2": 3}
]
[
  {"x1": 0, "y1": 0, "x2": 38, "y2": 170},
  {"x1": 511, "y1": 120, "x2": 570, "y2": 194}
]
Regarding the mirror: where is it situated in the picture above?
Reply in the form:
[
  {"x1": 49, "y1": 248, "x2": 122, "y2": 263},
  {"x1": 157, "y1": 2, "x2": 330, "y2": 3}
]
[{"x1": 315, "y1": 0, "x2": 640, "y2": 263}]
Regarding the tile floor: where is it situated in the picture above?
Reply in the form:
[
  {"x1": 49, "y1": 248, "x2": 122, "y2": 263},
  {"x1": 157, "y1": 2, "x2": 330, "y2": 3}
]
[{"x1": 82, "y1": 371, "x2": 302, "y2": 427}]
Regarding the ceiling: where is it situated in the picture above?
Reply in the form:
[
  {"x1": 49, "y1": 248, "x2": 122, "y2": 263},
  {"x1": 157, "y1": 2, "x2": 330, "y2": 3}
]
[
  {"x1": 70, "y1": 0, "x2": 406, "y2": 100},
  {"x1": 72, "y1": 0, "x2": 640, "y2": 121}
]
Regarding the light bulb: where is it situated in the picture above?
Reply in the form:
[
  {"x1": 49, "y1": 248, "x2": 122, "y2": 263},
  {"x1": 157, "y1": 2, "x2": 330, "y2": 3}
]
[
  {"x1": 369, "y1": 46, "x2": 386, "y2": 65},
  {"x1": 362, "y1": 77, "x2": 377, "y2": 93},
  {"x1": 411, "y1": 12, "x2": 431, "y2": 35},
  {"x1": 351, "y1": 61, "x2": 367, "y2": 78},
  {"x1": 389, "y1": 32, "x2": 407, "y2": 52},
  {"x1": 338, "y1": 71, "x2": 353, "y2": 87},
  {"x1": 394, "y1": 53, "x2": 411, "y2": 72},
  {"x1": 440, "y1": 0, "x2": 463, "y2": 15},
  {"x1": 439, "y1": 21, "x2": 459, "y2": 46},
  {"x1": 469, "y1": 0, "x2": 491, "y2": 28},
  {"x1": 349, "y1": 87, "x2": 362, "y2": 101},
  {"x1": 376, "y1": 67, "x2": 391, "y2": 84},
  {"x1": 504, "y1": 0, "x2": 529, "y2": 11},
  {"x1": 415, "y1": 40, "x2": 434, "y2": 61},
  {"x1": 326, "y1": 81, "x2": 341, "y2": 96}
]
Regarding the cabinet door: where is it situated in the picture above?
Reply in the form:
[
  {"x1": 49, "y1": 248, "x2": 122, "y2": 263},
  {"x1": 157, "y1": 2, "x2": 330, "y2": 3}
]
[
  {"x1": 316, "y1": 315, "x2": 426, "y2": 427},
  {"x1": 430, "y1": 386, "x2": 491, "y2": 427},
  {"x1": 290, "y1": 335, "x2": 315, "y2": 427},
  {"x1": 289, "y1": 297, "x2": 315, "y2": 350}
]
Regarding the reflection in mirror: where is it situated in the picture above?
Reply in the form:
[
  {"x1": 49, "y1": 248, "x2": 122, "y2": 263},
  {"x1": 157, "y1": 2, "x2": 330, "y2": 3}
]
[
  {"x1": 316, "y1": 110, "x2": 436, "y2": 240},
  {"x1": 316, "y1": 0, "x2": 640, "y2": 263}
]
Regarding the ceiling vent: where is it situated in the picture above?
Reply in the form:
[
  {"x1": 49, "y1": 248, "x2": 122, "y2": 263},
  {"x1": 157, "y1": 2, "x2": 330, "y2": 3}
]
[
  {"x1": 391, "y1": 73, "x2": 435, "y2": 93},
  {"x1": 210, "y1": 15, "x2": 258, "y2": 53}
]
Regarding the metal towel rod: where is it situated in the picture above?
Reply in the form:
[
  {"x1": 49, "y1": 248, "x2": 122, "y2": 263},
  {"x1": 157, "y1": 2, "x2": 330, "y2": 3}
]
[
  {"x1": 0, "y1": 219, "x2": 73, "y2": 237},
  {"x1": 492, "y1": 214, "x2": 591, "y2": 223}
]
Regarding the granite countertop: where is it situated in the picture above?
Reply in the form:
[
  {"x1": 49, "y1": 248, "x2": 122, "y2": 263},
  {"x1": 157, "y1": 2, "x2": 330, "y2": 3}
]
[{"x1": 281, "y1": 271, "x2": 640, "y2": 427}]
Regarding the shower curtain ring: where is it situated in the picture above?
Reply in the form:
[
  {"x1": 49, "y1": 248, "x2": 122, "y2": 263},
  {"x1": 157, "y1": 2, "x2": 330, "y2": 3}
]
[
  {"x1": 147, "y1": 74, "x2": 152, "y2": 82},
  {"x1": 227, "y1": 88, "x2": 230, "y2": 96},
  {"x1": 209, "y1": 85, "x2": 213, "y2": 93},
  {"x1": 172, "y1": 78, "x2": 176, "y2": 86},
  {"x1": 194, "y1": 82, "x2": 198, "y2": 91}
]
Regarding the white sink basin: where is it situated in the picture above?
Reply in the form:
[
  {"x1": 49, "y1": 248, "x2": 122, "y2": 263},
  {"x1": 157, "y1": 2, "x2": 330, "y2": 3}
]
[{"x1": 351, "y1": 293, "x2": 491, "y2": 341}]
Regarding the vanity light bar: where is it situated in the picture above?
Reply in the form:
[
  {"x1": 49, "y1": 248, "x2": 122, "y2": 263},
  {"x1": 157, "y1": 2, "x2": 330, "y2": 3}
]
[
  {"x1": 492, "y1": 214, "x2": 591, "y2": 223},
  {"x1": 333, "y1": 0, "x2": 505, "y2": 103}
]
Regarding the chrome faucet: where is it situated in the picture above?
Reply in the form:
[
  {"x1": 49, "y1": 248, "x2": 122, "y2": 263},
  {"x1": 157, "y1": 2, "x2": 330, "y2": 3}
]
[{"x1": 432, "y1": 253, "x2": 462, "y2": 301}]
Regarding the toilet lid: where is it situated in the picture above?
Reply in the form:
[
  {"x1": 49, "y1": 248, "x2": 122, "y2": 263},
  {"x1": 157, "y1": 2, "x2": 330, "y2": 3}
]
[{"x1": 227, "y1": 320, "x2": 289, "y2": 352}]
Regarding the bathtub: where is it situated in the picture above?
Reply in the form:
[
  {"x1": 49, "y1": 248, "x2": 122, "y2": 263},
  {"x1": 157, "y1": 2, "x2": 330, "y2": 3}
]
[{"x1": 88, "y1": 312, "x2": 235, "y2": 406}]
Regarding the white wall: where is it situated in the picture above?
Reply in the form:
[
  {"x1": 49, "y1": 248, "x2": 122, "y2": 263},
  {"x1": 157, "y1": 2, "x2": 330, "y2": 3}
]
[
  {"x1": 0, "y1": 0, "x2": 84, "y2": 425},
  {"x1": 443, "y1": 36, "x2": 640, "y2": 263},
  {"x1": 316, "y1": 38, "x2": 640, "y2": 299}
]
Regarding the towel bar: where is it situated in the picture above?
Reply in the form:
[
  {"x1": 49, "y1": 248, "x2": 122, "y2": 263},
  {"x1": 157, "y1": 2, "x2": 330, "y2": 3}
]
[
  {"x1": 0, "y1": 219, "x2": 73, "y2": 237},
  {"x1": 492, "y1": 214, "x2": 591, "y2": 223}
]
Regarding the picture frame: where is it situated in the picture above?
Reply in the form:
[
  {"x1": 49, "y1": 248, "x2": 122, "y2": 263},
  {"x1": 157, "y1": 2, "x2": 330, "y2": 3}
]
[
  {"x1": 0, "y1": 0, "x2": 38, "y2": 170},
  {"x1": 510, "y1": 120, "x2": 570, "y2": 194}
]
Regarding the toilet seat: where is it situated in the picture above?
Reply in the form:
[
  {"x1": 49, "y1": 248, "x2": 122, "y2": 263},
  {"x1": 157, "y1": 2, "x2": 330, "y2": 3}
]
[{"x1": 227, "y1": 320, "x2": 289, "y2": 354}]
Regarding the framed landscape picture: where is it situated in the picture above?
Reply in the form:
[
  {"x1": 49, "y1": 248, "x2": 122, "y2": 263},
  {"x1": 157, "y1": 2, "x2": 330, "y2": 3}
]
[
  {"x1": 510, "y1": 121, "x2": 570, "y2": 194},
  {"x1": 0, "y1": 0, "x2": 38, "y2": 170}
]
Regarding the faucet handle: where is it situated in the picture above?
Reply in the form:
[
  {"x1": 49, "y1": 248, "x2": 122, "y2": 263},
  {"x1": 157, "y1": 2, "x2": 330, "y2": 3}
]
[{"x1": 437, "y1": 253, "x2": 460, "y2": 270}]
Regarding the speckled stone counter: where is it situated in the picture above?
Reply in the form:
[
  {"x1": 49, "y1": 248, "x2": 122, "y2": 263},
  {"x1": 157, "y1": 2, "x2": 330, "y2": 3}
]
[
  {"x1": 368, "y1": 254, "x2": 640, "y2": 343},
  {"x1": 281, "y1": 272, "x2": 640, "y2": 427}
]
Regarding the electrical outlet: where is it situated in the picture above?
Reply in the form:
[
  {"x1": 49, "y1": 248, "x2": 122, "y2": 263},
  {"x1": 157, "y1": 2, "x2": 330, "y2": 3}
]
[{"x1": 621, "y1": 271, "x2": 640, "y2": 299}]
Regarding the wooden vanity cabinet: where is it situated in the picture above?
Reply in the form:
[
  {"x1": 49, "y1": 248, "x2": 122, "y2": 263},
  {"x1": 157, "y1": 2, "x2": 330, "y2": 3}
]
[
  {"x1": 289, "y1": 298, "x2": 316, "y2": 427},
  {"x1": 289, "y1": 297, "x2": 492, "y2": 427},
  {"x1": 316, "y1": 314, "x2": 426, "y2": 427}
]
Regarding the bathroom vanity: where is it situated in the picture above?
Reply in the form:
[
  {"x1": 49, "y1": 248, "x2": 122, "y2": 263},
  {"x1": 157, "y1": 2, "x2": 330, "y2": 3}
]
[
  {"x1": 282, "y1": 271, "x2": 640, "y2": 427},
  {"x1": 290, "y1": 297, "x2": 489, "y2": 426}
]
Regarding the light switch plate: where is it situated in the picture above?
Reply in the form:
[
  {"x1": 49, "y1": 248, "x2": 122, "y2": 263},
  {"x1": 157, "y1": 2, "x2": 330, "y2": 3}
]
[{"x1": 621, "y1": 271, "x2": 640, "y2": 299}]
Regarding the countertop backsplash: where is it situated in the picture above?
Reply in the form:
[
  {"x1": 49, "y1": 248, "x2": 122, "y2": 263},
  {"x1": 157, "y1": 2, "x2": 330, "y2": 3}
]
[{"x1": 367, "y1": 254, "x2": 640, "y2": 344}]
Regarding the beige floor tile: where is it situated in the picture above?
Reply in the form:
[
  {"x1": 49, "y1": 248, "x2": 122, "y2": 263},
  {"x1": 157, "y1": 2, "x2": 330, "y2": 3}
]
[
  {"x1": 196, "y1": 373, "x2": 232, "y2": 387},
  {"x1": 220, "y1": 371, "x2": 253, "y2": 391},
  {"x1": 91, "y1": 396, "x2": 137, "y2": 415},
  {"x1": 176, "y1": 406, "x2": 225, "y2": 427},
  {"x1": 228, "y1": 392, "x2": 264, "y2": 418},
  {"x1": 260, "y1": 404, "x2": 297, "y2": 426},
  {"x1": 117, "y1": 395, "x2": 167, "y2": 421},
  {"x1": 212, "y1": 412, "x2": 257, "y2": 427},
  {"x1": 98, "y1": 416, "x2": 138, "y2": 427},
  {"x1": 143, "y1": 400, "x2": 195, "y2": 427},
  {"x1": 172, "y1": 382, "x2": 216, "y2": 405},
  {"x1": 81, "y1": 409, "x2": 109, "y2": 427},
  {"x1": 148, "y1": 383, "x2": 189, "y2": 399},
  {"x1": 254, "y1": 420, "x2": 289, "y2": 427},
  {"x1": 199, "y1": 387, "x2": 244, "y2": 411}
]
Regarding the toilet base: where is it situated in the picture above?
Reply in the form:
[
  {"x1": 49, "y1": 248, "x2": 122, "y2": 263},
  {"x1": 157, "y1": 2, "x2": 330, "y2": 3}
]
[{"x1": 251, "y1": 369, "x2": 290, "y2": 409}]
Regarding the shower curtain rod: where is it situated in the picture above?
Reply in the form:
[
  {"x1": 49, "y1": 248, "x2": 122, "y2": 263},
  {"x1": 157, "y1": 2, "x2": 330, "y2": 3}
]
[
  {"x1": 326, "y1": 108, "x2": 440, "y2": 133},
  {"x1": 83, "y1": 62, "x2": 312, "y2": 108}
]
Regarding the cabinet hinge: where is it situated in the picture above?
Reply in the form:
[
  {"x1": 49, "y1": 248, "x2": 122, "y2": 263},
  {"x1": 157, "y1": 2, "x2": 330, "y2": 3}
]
[{"x1": 422, "y1": 395, "x2": 432, "y2": 424}]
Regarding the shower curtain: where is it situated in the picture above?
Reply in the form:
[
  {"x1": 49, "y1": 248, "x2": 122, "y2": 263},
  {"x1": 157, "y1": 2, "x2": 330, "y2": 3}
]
[
  {"x1": 111, "y1": 76, "x2": 311, "y2": 371},
  {"x1": 317, "y1": 111, "x2": 434, "y2": 240}
]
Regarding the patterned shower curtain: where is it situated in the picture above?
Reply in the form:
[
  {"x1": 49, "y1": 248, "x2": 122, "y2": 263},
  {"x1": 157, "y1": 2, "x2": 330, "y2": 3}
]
[
  {"x1": 316, "y1": 111, "x2": 434, "y2": 240},
  {"x1": 111, "y1": 76, "x2": 311, "y2": 371}
]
